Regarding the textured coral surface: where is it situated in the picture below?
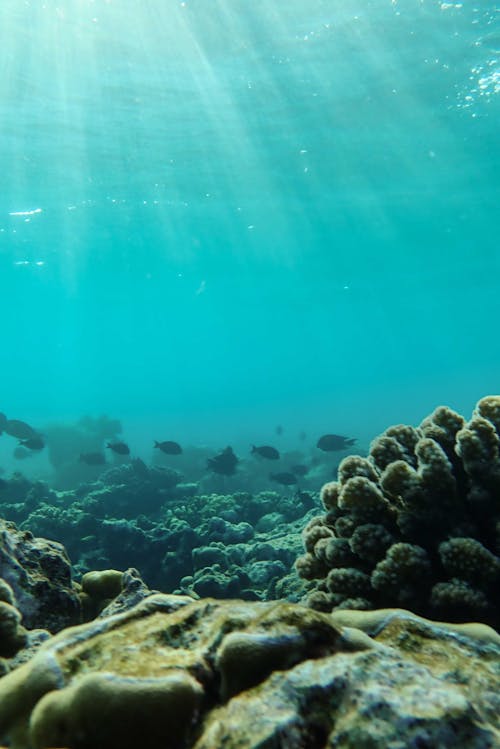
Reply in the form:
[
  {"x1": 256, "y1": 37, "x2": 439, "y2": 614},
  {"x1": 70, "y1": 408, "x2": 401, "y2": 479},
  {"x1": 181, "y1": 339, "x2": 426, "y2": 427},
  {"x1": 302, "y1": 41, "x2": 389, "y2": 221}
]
[
  {"x1": 296, "y1": 397, "x2": 500, "y2": 628},
  {"x1": 0, "y1": 475, "x2": 312, "y2": 603},
  {"x1": 0, "y1": 520, "x2": 80, "y2": 633},
  {"x1": 0, "y1": 595, "x2": 498, "y2": 749}
]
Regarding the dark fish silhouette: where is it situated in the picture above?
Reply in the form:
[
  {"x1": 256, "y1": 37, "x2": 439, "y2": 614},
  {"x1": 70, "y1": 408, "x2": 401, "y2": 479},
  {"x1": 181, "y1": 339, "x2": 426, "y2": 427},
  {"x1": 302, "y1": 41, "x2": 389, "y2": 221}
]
[
  {"x1": 298, "y1": 430, "x2": 307, "y2": 442},
  {"x1": 4, "y1": 419, "x2": 37, "y2": 440},
  {"x1": 207, "y1": 446, "x2": 238, "y2": 476},
  {"x1": 275, "y1": 425, "x2": 283, "y2": 436},
  {"x1": 19, "y1": 436, "x2": 45, "y2": 451},
  {"x1": 0, "y1": 412, "x2": 6, "y2": 434},
  {"x1": 80, "y1": 452, "x2": 107, "y2": 466},
  {"x1": 316, "y1": 434, "x2": 356, "y2": 452},
  {"x1": 251, "y1": 445, "x2": 280, "y2": 460},
  {"x1": 106, "y1": 441, "x2": 130, "y2": 455},
  {"x1": 290, "y1": 463, "x2": 309, "y2": 476},
  {"x1": 270, "y1": 471, "x2": 298, "y2": 486},
  {"x1": 154, "y1": 440, "x2": 182, "y2": 455}
]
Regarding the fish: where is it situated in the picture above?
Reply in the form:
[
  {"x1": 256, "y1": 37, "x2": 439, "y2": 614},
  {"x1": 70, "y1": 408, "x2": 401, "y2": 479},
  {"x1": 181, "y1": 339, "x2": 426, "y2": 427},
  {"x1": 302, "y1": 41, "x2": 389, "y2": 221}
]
[
  {"x1": 106, "y1": 441, "x2": 130, "y2": 455},
  {"x1": 275, "y1": 425, "x2": 283, "y2": 436},
  {"x1": 290, "y1": 463, "x2": 309, "y2": 476},
  {"x1": 19, "y1": 436, "x2": 45, "y2": 451},
  {"x1": 251, "y1": 445, "x2": 280, "y2": 460},
  {"x1": 80, "y1": 452, "x2": 107, "y2": 466},
  {"x1": 4, "y1": 419, "x2": 37, "y2": 440},
  {"x1": 316, "y1": 434, "x2": 356, "y2": 452},
  {"x1": 207, "y1": 446, "x2": 238, "y2": 476},
  {"x1": 154, "y1": 440, "x2": 182, "y2": 455},
  {"x1": 269, "y1": 471, "x2": 298, "y2": 486},
  {"x1": 298, "y1": 430, "x2": 307, "y2": 442},
  {"x1": 0, "y1": 412, "x2": 7, "y2": 434}
]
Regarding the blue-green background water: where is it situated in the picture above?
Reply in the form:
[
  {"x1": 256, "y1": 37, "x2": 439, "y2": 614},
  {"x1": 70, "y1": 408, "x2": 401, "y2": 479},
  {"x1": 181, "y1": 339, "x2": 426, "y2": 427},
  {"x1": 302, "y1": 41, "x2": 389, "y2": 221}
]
[{"x1": 1, "y1": 0, "x2": 499, "y2": 473}]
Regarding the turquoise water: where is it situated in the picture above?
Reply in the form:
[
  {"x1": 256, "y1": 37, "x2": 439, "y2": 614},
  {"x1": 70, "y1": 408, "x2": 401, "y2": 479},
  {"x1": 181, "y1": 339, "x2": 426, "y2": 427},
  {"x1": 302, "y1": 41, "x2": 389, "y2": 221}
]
[{"x1": 1, "y1": 1, "x2": 499, "y2": 471}]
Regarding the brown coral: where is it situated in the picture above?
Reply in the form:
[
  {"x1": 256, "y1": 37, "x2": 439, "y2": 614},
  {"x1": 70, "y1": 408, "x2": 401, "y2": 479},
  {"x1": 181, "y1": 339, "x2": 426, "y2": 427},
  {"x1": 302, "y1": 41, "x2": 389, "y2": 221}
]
[{"x1": 296, "y1": 396, "x2": 500, "y2": 628}]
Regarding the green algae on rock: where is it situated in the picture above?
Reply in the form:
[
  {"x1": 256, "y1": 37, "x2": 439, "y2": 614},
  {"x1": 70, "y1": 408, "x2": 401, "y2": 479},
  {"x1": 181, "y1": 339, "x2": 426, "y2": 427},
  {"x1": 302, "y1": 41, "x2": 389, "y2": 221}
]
[
  {"x1": 0, "y1": 601, "x2": 27, "y2": 660},
  {"x1": 29, "y1": 671, "x2": 203, "y2": 749},
  {"x1": 0, "y1": 595, "x2": 498, "y2": 749}
]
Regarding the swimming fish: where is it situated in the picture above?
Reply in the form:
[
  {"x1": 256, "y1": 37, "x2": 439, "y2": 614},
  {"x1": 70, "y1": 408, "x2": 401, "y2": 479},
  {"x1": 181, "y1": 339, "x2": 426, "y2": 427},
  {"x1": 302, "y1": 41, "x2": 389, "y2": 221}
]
[
  {"x1": 275, "y1": 425, "x2": 283, "y2": 436},
  {"x1": 207, "y1": 446, "x2": 238, "y2": 476},
  {"x1": 4, "y1": 419, "x2": 37, "y2": 440},
  {"x1": 106, "y1": 441, "x2": 130, "y2": 455},
  {"x1": 0, "y1": 412, "x2": 6, "y2": 434},
  {"x1": 251, "y1": 445, "x2": 280, "y2": 460},
  {"x1": 316, "y1": 434, "x2": 356, "y2": 452},
  {"x1": 19, "y1": 436, "x2": 45, "y2": 451},
  {"x1": 154, "y1": 440, "x2": 182, "y2": 455},
  {"x1": 270, "y1": 471, "x2": 298, "y2": 486},
  {"x1": 80, "y1": 452, "x2": 107, "y2": 466}
]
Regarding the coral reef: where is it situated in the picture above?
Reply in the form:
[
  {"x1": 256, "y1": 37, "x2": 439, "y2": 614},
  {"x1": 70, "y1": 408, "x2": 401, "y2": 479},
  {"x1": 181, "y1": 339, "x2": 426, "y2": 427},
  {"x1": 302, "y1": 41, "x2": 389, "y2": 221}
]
[
  {"x1": 0, "y1": 595, "x2": 498, "y2": 749},
  {"x1": 296, "y1": 396, "x2": 500, "y2": 628},
  {"x1": 1, "y1": 397, "x2": 500, "y2": 747},
  {"x1": 0, "y1": 467, "x2": 313, "y2": 602}
]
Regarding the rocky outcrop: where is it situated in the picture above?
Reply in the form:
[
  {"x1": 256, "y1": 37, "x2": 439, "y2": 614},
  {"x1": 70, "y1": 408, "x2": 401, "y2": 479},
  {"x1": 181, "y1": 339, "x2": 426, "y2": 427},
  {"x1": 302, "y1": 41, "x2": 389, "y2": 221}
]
[
  {"x1": 0, "y1": 520, "x2": 80, "y2": 633},
  {"x1": 0, "y1": 596, "x2": 497, "y2": 749}
]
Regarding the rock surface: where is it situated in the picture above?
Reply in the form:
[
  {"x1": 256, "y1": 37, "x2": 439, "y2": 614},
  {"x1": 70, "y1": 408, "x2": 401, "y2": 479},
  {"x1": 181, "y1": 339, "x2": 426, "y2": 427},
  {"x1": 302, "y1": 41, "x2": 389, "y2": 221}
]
[
  {"x1": 0, "y1": 596, "x2": 498, "y2": 749},
  {"x1": 0, "y1": 520, "x2": 80, "y2": 633}
]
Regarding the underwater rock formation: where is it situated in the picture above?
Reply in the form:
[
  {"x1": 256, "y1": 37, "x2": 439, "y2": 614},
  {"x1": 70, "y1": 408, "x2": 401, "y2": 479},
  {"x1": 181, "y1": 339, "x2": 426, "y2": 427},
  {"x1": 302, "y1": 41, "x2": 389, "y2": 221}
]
[
  {"x1": 0, "y1": 473, "x2": 312, "y2": 602},
  {"x1": 0, "y1": 595, "x2": 498, "y2": 749},
  {"x1": 0, "y1": 579, "x2": 27, "y2": 662},
  {"x1": 0, "y1": 520, "x2": 80, "y2": 633},
  {"x1": 296, "y1": 396, "x2": 500, "y2": 628}
]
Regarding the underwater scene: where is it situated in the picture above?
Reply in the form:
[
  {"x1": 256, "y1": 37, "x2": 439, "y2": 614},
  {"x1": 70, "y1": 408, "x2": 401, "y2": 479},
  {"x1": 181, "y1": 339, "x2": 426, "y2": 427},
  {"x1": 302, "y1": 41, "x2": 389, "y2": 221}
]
[{"x1": 0, "y1": 2, "x2": 499, "y2": 748}]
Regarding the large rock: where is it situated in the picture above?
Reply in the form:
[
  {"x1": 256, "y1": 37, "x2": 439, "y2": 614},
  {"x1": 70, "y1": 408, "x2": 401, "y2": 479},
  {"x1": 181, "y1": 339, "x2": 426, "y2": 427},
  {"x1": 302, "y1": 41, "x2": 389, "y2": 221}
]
[
  {"x1": 0, "y1": 520, "x2": 80, "y2": 633},
  {"x1": 0, "y1": 597, "x2": 498, "y2": 749}
]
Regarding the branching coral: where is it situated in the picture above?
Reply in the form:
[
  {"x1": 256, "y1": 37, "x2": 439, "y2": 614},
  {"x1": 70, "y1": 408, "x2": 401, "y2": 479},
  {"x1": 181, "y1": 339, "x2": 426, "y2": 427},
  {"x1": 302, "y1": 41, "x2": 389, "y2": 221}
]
[{"x1": 296, "y1": 396, "x2": 500, "y2": 628}]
